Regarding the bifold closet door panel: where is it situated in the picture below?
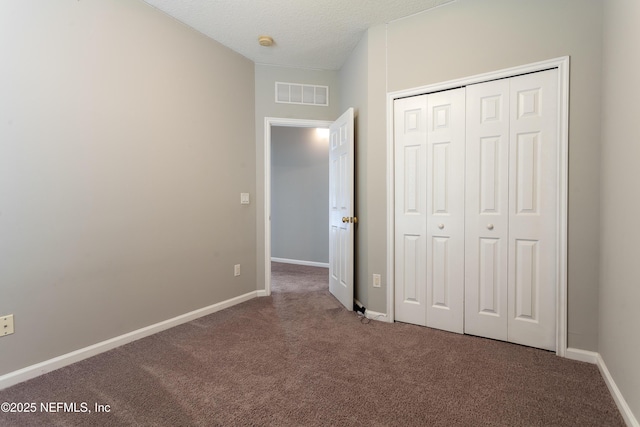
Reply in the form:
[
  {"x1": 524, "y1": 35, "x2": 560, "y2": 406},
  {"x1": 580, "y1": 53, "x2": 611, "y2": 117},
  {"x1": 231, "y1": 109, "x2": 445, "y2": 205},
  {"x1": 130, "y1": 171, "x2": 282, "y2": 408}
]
[
  {"x1": 464, "y1": 79, "x2": 510, "y2": 341},
  {"x1": 425, "y1": 88, "x2": 466, "y2": 334},
  {"x1": 507, "y1": 69, "x2": 558, "y2": 351},
  {"x1": 394, "y1": 95, "x2": 428, "y2": 326}
]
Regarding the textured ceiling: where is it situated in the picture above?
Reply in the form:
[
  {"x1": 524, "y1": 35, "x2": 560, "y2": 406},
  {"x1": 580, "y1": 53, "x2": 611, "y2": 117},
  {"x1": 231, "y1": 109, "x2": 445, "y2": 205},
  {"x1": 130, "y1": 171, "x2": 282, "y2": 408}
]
[{"x1": 143, "y1": 0, "x2": 454, "y2": 70}]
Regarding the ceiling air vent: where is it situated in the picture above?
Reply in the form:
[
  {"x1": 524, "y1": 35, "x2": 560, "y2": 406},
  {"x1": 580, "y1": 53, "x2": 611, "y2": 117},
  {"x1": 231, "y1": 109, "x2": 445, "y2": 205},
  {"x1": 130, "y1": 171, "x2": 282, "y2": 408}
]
[{"x1": 275, "y1": 82, "x2": 329, "y2": 106}]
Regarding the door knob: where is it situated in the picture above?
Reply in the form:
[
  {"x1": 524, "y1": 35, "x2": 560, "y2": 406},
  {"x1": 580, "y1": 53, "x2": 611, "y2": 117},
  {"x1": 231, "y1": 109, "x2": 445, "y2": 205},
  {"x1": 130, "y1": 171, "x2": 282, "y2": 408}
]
[
  {"x1": 438, "y1": 224, "x2": 444, "y2": 229},
  {"x1": 342, "y1": 217, "x2": 348, "y2": 223},
  {"x1": 487, "y1": 224, "x2": 494, "y2": 230}
]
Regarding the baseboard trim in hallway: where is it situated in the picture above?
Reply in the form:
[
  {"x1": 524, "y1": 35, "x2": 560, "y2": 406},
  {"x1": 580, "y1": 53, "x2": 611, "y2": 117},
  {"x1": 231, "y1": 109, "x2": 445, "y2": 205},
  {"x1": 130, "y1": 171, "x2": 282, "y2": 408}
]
[{"x1": 271, "y1": 257, "x2": 329, "y2": 268}]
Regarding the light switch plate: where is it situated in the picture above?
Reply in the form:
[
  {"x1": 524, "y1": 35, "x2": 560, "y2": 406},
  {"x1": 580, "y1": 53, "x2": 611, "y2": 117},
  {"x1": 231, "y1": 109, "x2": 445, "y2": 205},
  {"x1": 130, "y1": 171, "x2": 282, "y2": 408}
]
[
  {"x1": 240, "y1": 193, "x2": 250, "y2": 205},
  {"x1": 1, "y1": 314, "x2": 14, "y2": 336}
]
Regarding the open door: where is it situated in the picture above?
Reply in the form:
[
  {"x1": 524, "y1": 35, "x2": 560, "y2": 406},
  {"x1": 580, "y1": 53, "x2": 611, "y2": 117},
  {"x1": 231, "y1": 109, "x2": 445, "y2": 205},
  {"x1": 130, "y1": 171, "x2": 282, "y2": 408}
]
[{"x1": 329, "y1": 108, "x2": 355, "y2": 310}]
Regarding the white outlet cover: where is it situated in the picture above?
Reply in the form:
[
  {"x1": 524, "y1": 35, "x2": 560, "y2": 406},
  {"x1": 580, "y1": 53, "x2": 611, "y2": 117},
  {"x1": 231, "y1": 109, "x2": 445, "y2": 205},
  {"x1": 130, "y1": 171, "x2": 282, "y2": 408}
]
[
  {"x1": 240, "y1": 193, "x2": 250, "y2": 205},
  {"x1": 1, "y1": 314, "x2": 14, "y2": 336},
  {"x1": 373, "y1": 274, "x2": 381, "y2": 288}
]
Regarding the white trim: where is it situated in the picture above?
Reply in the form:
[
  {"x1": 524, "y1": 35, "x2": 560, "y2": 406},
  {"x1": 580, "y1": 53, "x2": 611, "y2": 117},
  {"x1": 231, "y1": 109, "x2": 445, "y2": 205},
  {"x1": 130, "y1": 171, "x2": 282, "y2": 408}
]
[
  {"x1": 263, "y1": 117, "x2": 333, "y2": 297},
  {"x1": 563, "y1": 349, "x2": 639, "y2": 426},
  {"x1": 354, "y1": 299, "x2": 389, "y2": 322},
  {"x1": 364, "y1": 310, "x2": 388, "y2": 322},
  {"x1": 271, "y1": 257, "x2": 329, "y2": 268},
  {"x1": 0, "y1": 291, "x2": 260, "y2": 391},
  {"x1": 354, "y1": 299, "x2": 388, "y2": 322},
  {"x1": 597, "y1": 354, "x2": 640, "y2": 427},
  {"x1": 565, "y1": 347, "x2": 598, "y2": 364},
  {"x1": 555, "y1": 58, "x2": 570, "y2": 358},
  {"x1": 386, "y1": 57, "x2": 570, "y2": 357}
]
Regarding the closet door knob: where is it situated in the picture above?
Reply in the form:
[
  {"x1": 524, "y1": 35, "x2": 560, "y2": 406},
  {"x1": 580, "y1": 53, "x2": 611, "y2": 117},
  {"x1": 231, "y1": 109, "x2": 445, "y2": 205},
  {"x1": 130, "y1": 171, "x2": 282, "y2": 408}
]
[
  {"x1": 438, "y1": 224, "x2": 445, "y2": 229},
  {"x1": 487, "y1": 224, "x2": 494, "y2": 230}
]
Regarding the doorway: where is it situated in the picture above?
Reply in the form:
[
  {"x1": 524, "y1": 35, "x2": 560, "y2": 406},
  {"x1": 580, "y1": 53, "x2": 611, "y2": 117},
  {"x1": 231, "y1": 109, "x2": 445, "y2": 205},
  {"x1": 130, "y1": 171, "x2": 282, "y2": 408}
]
[
  {"x1": 270, "y1": 126, "x2": 330, "y2": 268},
  {"x1": 263, "y1": 118, "x2": 333, "y2": 296}
]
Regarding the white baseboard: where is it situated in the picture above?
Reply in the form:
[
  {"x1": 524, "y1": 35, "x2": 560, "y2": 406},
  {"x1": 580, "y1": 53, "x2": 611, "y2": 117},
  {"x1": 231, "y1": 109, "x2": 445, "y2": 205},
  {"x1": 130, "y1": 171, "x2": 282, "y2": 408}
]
[
  {"x1": 596, "y1": 354, "x2": 639, "y2": 427},
  {"x1": 364, "y1": 310, "x2": 388, "y2": 322},
  {"x1": 565, "y1": 347, "x2": 598, "y2": 364},
  {"x1": 257, "y1": 289, "x2": 268, "y2": 297},
  {"x1": 0, "y1": 290, "x2": 260, "y2": 391},
  {"x1": 271, "y1": 257, "x2": 329, "y2": 268},
  {"x1": 354, "y1": 299, "x2": 389, "y2": 322},
  {"x1": 565, "y1": 348, "x2": 637, "y2": 426}
]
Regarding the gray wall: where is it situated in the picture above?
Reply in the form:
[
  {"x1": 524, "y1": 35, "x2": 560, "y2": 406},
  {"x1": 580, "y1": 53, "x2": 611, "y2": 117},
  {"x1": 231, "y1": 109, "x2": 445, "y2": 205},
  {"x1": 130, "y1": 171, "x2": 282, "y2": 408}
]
[
  {"x1": 255, "y1": 65, "x2": 340, "y2": 289},
  {"x1": 600, "y1": 0, "x2": 640, "y2": 419},
  {"x1": 337, "y1": 26, "x2": 388, "y2": 313},
  {"x1": 366, "y1": 0, "x2": 603, "y2": 351},
  {"x1": 0, "y1": 0, "x2": 256, "y2": 376},
  {"x1": 271, "y1": 126, "x2": 329, "y2": 264},
  {"x1": 339, "y1": 32, "x2": 370, "y2": 307}
]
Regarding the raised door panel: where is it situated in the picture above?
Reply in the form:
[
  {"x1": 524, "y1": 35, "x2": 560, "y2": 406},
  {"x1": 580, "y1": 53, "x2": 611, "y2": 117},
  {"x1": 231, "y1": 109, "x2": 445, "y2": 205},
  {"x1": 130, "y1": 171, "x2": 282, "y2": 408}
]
[
  {"x1": 507, "y1": 69, "x2": 558, "y2": 351},
  {"x1": 394, "y1": 96, "x2": 428, "y2": 326},
  {"x1": 426, "y1": 88, "x2": 465, "y2": 334},
  {"x1": 464, "y1": 79, "x2": 510, "y2": 341}
]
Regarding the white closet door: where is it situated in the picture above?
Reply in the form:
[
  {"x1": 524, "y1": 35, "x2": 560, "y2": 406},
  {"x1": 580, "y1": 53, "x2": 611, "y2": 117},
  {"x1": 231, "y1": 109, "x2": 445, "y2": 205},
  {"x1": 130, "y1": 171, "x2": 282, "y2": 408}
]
[
  {"x1": 425, "y1": 88, "x2": 466, "y2": 334},
  {"x1": 464, "y1": 79, "x2": 510, "y2": 341},
  {"x1": 507, "y1": 69, "x2": 558, "y2": 351},
  {"x1": 394, "y1": 95, "x2": 428, "y2": 326}
]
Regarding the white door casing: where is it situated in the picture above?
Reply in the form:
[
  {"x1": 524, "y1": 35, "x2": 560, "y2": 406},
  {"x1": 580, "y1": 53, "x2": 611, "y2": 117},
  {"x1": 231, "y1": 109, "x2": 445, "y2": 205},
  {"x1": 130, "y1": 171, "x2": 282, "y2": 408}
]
[
  {"x1": 425, "y1": 88, "x2": 466, "y2": 334},
  {"x1": 263, "y1": 117, "x2": 333, "y2": 297},
  {"x1": 329, "y1": 108, "x2": 355, "y2": 311},
  {"x1": 465, "y1": 78, "x2": 510, "y2": 341}
]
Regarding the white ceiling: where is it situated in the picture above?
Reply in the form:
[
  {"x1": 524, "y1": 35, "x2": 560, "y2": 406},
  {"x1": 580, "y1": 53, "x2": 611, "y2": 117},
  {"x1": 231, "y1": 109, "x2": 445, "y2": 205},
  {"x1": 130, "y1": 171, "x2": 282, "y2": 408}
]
[{"x1": 143, "y1": 0, "x2": 454, "y2": 70}]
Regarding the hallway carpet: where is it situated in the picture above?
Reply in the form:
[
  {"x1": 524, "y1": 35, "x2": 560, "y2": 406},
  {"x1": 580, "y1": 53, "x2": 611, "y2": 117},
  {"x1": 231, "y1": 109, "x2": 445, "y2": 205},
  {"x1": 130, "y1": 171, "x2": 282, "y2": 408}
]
[{"x1": 0, "y1": 263, "x2": 624, "y2": 426}]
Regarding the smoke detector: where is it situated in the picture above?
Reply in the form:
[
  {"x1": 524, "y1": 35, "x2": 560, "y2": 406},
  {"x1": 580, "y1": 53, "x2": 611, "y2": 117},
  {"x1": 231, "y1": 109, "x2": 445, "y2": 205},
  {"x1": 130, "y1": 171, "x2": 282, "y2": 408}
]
[{"x1": 258, "y1": 36, "x2": 274, "y2": 47}]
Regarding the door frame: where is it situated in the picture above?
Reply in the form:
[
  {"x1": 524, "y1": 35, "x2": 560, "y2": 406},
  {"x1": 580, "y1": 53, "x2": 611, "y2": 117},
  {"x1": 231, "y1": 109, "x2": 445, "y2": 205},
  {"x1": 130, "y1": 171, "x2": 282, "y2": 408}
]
[
  {"x1": 385, "y1": 56, "x2": 570, "y2": 356},
  {"x1": 263, "y1": 117, "x2": 333, "y2": 296}
]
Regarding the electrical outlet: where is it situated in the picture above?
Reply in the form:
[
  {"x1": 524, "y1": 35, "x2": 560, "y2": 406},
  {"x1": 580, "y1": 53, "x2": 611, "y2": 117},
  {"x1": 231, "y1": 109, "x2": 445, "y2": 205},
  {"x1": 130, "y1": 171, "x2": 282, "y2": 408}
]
[
  {"x1": 240, "y1": 193, "x2": 250, "y2": 205},
  {"x1": 234, "y1": 264, "x2": 241, "y2": 277},
  {"x1": 373, "y1": 274, "x2": 381, "y2": 288},
  {"x1": 1, "y1": 314, "x2": 14, "y2": 336}
]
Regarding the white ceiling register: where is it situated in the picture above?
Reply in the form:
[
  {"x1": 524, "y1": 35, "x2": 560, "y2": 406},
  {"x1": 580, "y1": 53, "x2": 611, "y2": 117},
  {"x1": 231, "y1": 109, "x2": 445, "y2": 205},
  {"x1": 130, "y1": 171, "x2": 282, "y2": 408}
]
[{"x1": 275, "y1": 82, "x2": 329, "y2": 106}]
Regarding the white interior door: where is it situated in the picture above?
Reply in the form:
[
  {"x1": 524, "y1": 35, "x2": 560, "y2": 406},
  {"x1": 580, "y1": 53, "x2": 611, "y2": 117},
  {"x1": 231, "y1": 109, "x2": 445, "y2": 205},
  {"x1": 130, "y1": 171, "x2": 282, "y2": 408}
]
[
  {"x1": 329, "y1": 108, "x2": 355, "y2": 311},
  {"x1": 464, "y1": 69, "x2": 558, "y2": 350},
  {"x1": 393, "y1": 69, "x2": 559, "y2": 349},
  {"x1": 507, "y1": 69, "x2": 558, "y2": 351},
  {"x1": 394, "y1": 89, "x2": 465, "y2": 333},
  {"x1": 425, "y1": 88, "x2": 466, "y2": 334},
  {"x1": 465, "y1": 79, "x2": 510, "y2": 341},
  {"x1": 394, "y1": 95, "x2": 428, "y2": 326}
]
